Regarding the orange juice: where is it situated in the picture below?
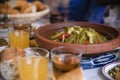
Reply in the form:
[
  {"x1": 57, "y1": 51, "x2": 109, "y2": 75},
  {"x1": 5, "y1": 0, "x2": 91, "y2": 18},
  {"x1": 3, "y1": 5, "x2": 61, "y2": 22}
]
[
  {"x1": 18, "y1": 56, "x2": 48, "y2": 80},
  {"x1": 9, "y1": 30, "x2": 29, "y2": 49}
]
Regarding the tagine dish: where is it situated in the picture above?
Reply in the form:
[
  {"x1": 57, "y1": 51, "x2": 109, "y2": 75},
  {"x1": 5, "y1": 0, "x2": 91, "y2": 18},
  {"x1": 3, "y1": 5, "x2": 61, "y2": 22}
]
[{"x1": 35, "y1": 22, "x2": 120, "y2": 55}]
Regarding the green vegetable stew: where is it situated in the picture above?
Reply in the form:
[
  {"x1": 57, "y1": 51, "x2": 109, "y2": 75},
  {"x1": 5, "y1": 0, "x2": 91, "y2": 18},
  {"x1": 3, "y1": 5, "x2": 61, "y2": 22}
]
[{"x1": 50, "y1": 26, "x2": 108, "y2": 44}]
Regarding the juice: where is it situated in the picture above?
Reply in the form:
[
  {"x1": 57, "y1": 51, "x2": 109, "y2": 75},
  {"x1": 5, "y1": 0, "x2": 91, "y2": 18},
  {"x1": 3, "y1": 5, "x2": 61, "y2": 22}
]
[
  {"x1": 9, "y1": 30, "x2": 29, "y2": 49},
  {"x1": 18, "y1": 56, "x2": 48, "y2": 80}
]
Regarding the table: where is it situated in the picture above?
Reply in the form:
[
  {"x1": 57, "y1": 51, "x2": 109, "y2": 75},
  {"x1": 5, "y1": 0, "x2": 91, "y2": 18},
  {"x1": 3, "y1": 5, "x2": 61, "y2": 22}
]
[{"x1": 0, "y1": 18, "x2": 120, "y2": 80}]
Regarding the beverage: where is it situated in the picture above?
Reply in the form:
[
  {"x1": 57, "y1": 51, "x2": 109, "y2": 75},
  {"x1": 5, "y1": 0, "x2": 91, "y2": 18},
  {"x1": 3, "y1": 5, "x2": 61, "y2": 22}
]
[
  {"x1": 51, "y1": 46, "x2": 82, "y2": 80},
  {"x1": 17, "y1": 48, "x2": 49, "y2": 80},
  {"x1": 52, "y1": 54, "x2": 80, "y2": 78},
  {"x1": 9, "y1": 30, "x2": 29, "y2": 49},
  {"x1": 18, "y1": 56, "x2": 48, "y2": 80}
]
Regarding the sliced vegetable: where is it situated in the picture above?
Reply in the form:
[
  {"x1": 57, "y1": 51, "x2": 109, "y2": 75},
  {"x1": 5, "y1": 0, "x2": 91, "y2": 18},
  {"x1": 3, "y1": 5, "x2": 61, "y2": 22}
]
[
  {"x1": 50, "y1": 31, "x2": 64, "y2": 40},
  {"x1": 58, "y1": 33, "x2": 71, "y2": 40},
  {"x1": 50, "y1": 26, "x2": 108, "y2": 44}
]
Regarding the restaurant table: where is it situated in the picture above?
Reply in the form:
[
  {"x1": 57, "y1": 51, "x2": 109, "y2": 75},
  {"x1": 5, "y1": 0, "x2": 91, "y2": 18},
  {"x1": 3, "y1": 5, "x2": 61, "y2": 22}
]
[{"x1": 0, "y1": 18, "x2": 120, "y2": 80}]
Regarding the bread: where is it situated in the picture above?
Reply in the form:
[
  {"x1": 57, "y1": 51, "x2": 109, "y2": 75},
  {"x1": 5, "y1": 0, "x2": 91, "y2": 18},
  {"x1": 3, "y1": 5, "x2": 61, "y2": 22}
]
[
  {"x1": 20, "y1": 4, "x2": 37, "y2": 13},
  {"x1": 56, "y1": 67, "x2": 86, "y2": 80},
  {"x1": 0, "y1": 48, "x2": 25, "y2": 80},
  {"x1": 6, "y1": 0, "x2": 29, "y2": 8},
  {"x1": 0, "y1": 48, "x2": 25, "y2": 61},
  {"x1": 7, "y1": 8, "x2": 20, "y2": 14},
  {"x1": 32, "y1": 1, "x2": 45, "y2": 11},
  {"x1": 15, "y1": 0, "x2": 29, "y2": 8},
  {"x1": 1, "y1": 0, "x2": 45, "y2": 14},
  {"x1": 0, "y1": 4, "x2": 9, "y2": 14}
]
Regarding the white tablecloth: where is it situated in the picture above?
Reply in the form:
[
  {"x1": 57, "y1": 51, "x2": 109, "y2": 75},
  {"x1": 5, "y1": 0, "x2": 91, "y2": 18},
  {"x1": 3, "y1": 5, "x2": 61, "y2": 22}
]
[{"x1": 83, "y1": 67, "x2": 108, "y2": 80}]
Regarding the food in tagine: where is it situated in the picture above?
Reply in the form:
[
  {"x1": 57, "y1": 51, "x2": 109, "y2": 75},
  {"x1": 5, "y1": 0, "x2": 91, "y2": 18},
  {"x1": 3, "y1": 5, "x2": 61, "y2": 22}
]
[
  {"x1": 0, "y1": 0, "x2": 46, "y2": 14},
  {"x1": 50, "y1": 25, "x2": 108, "y2": 44}
]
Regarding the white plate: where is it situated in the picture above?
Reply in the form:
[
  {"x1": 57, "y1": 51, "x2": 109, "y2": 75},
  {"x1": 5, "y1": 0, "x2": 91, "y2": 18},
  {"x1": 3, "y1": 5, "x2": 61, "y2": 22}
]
[{"x1": 102, "y1": 62, "x2": 120, "y2": 80}]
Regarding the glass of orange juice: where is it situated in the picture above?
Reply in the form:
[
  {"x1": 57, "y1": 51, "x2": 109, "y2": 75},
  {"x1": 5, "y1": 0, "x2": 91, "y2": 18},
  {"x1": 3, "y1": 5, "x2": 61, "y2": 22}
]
[
  {"x1": 9, "y1": 30, "x2": 30, "y2": 49},
  {"x1": 17, "y1": 48, "x2": 49, "y2": 80}
]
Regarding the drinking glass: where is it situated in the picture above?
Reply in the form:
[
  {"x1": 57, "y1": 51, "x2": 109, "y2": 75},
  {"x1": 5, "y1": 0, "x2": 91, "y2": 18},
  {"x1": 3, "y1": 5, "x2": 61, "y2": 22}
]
[
  {"x1": 9, "y1": 29, "x2": 30, "y2": 49},
  {"x1": 51, "y1": 46, "x2": 82, "y2": 79},
  {"x1": 18, "y1": 48, "x2": 49, "y2": 80}
]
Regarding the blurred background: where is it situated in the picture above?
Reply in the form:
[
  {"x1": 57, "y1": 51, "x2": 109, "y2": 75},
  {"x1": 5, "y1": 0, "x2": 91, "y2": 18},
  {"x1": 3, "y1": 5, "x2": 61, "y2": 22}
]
[
  {"x1": 29, "y1": 0, "x2": 120, "y2": 28},
  {"x1": 0, "y1": 0, "x2": 120, "y2": 28}
]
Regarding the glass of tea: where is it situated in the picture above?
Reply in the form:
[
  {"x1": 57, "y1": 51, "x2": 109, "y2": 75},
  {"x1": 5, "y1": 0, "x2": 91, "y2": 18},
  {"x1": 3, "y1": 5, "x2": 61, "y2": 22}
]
[{"x1": 51, "y1": 46, "x2": 82, "y2": 80}]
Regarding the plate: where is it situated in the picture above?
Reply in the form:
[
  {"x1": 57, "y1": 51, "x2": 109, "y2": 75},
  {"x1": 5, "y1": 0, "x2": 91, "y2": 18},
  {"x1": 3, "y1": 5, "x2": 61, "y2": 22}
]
[{"x1": 102, "y1": 62, "x2": 120, "y2": 80}]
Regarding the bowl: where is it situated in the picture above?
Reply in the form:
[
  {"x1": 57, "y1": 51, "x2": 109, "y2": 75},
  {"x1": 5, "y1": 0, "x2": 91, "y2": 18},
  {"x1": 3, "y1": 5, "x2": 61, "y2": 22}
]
[
  {"x1": 102, "y1": 62, "x2": 120, "y2": 80},
  {"x1": 0, "y1": 5, "x2": 50, "y2": 23},
  {"x1": 35, "y1": 22, "x2": 120, "y2": 55}
]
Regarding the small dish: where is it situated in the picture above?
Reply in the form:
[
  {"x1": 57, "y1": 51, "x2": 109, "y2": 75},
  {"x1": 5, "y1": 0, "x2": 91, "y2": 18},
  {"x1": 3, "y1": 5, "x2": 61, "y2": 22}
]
[{"x1": 102, "y1": 62, "x2": 120, "y2": 80}]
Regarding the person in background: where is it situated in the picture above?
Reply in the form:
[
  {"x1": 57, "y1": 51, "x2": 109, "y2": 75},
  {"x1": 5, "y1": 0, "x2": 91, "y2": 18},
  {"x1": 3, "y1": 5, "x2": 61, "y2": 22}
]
[{"x1": 68, "y1": 0, "x2": 106, "y2": 24}]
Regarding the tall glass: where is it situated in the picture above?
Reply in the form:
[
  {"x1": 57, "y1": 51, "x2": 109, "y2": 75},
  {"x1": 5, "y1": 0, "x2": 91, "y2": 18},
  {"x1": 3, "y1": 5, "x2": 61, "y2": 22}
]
[
  {"x1": 9, "y1": 30, "x2": 29, "y2": 49},
  {"x1": 18, "y1": 48, "x2": 49, "y2": 80},
  {"x1": 51, "y1": 46, "x2": 82, "y2": 79}
]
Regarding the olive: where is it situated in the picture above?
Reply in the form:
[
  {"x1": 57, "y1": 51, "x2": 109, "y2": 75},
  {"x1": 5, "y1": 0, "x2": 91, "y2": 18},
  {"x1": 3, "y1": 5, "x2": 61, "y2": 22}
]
[{"x1": 108, "y1": 65, "x2": 120, "y2": 79}]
